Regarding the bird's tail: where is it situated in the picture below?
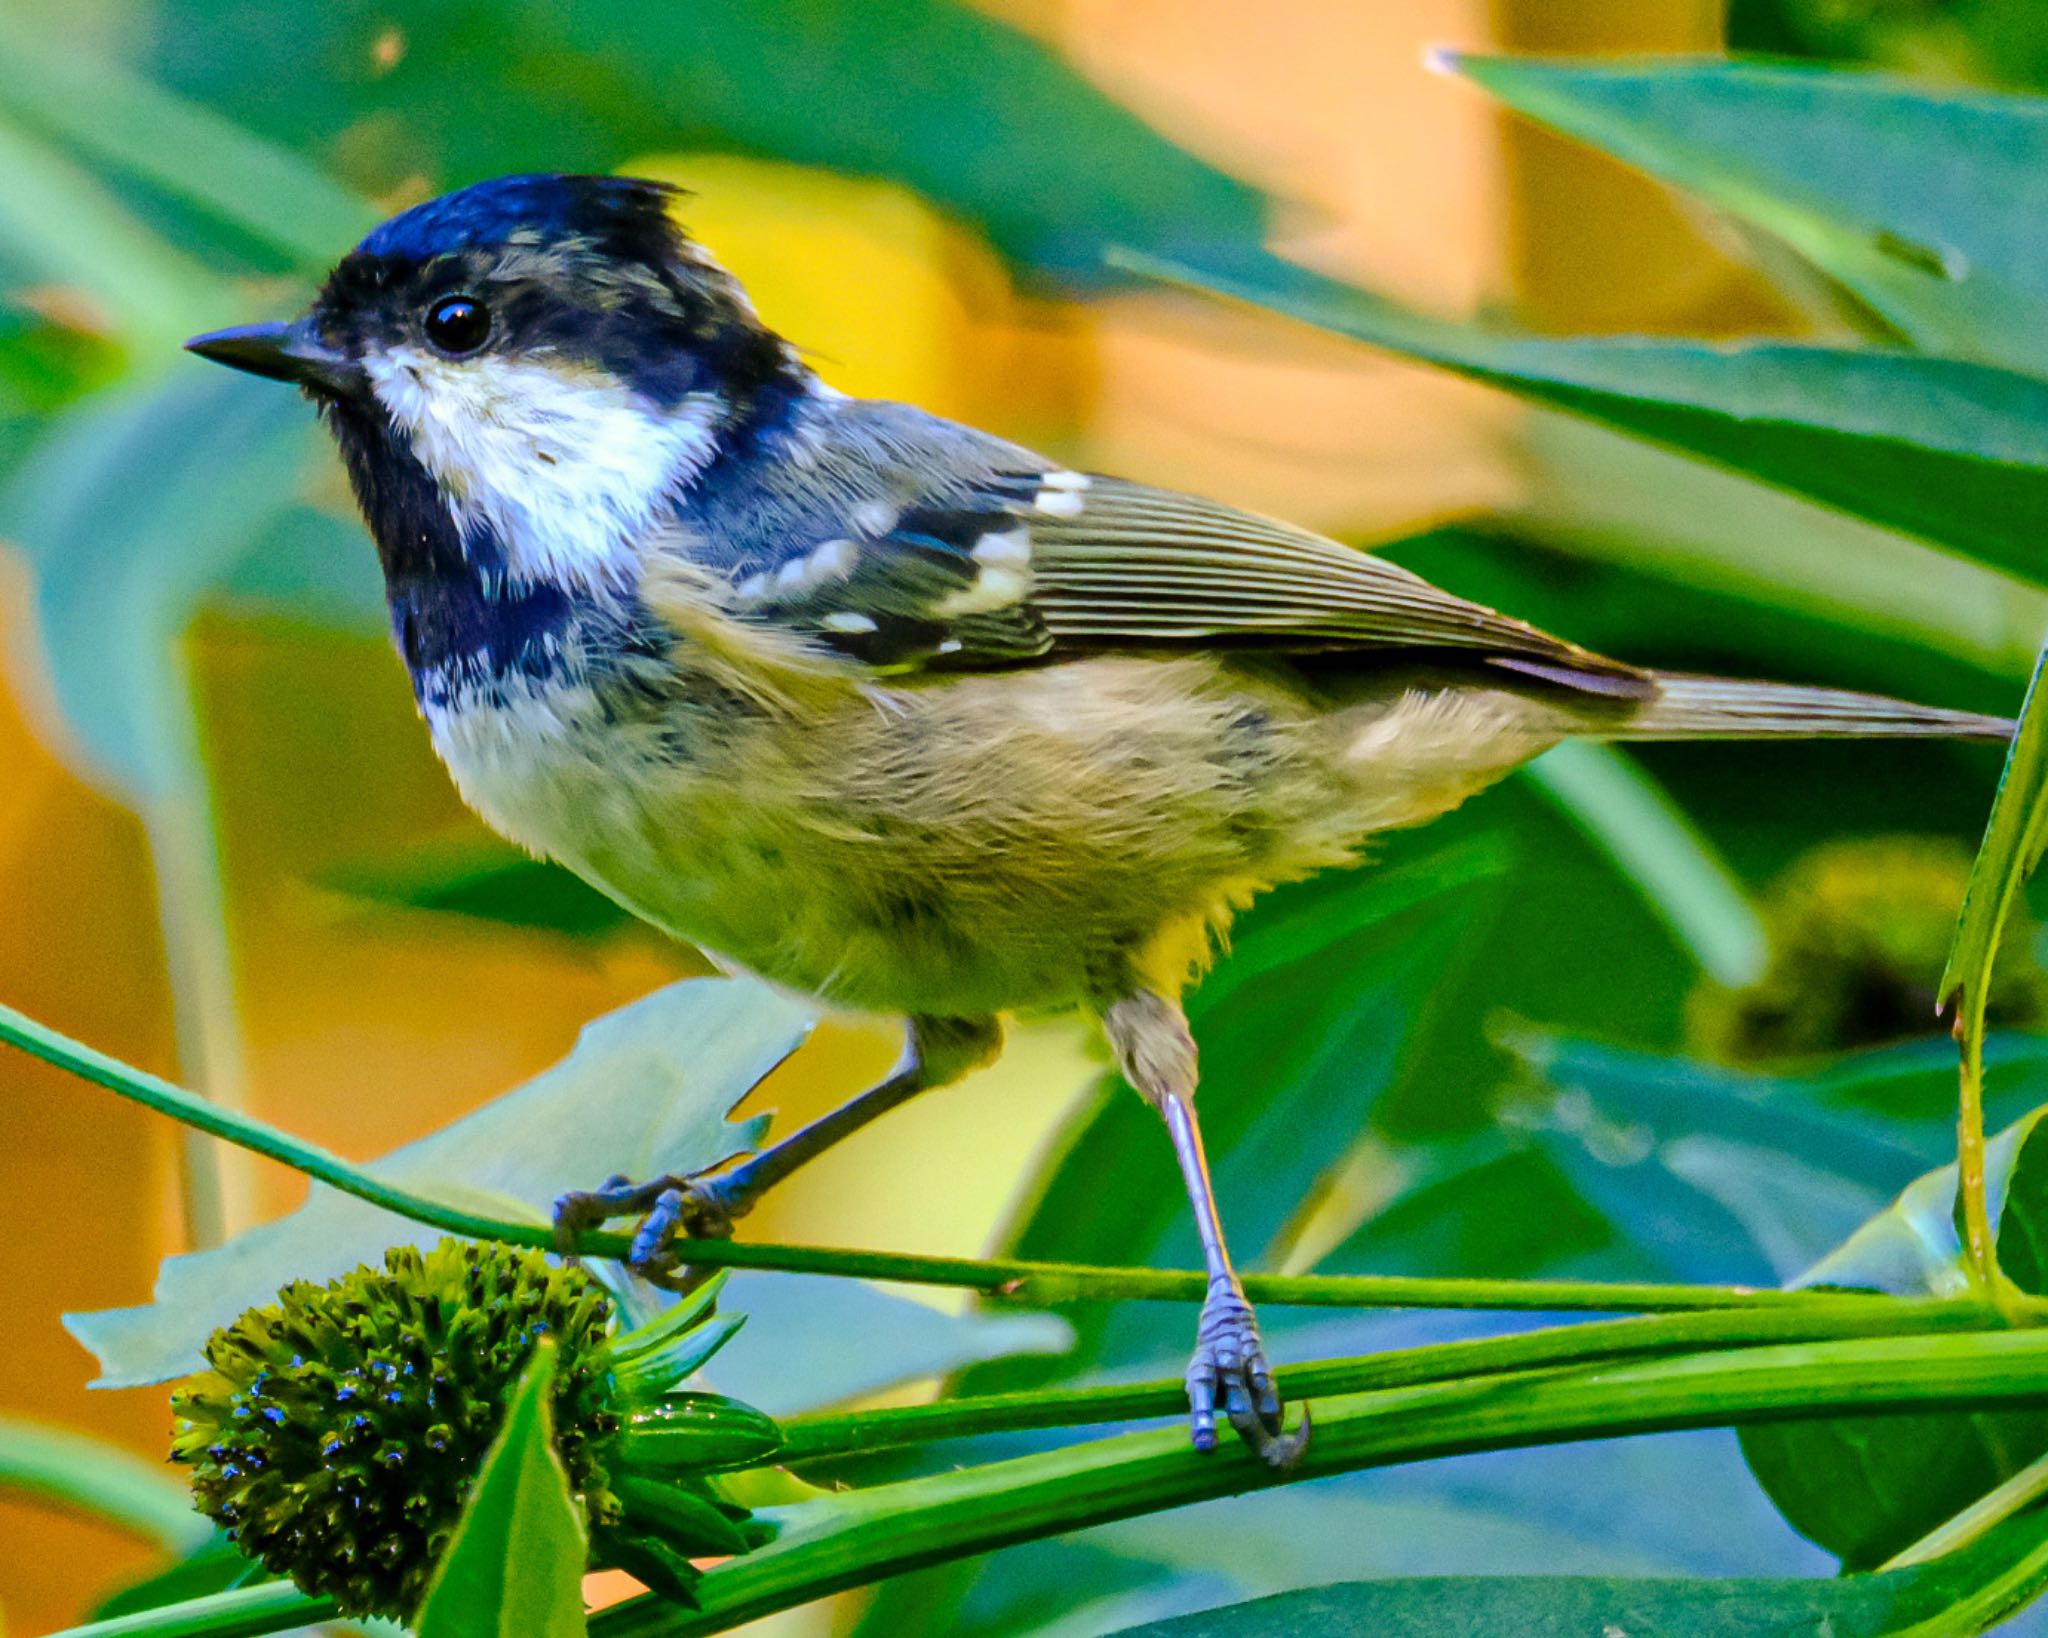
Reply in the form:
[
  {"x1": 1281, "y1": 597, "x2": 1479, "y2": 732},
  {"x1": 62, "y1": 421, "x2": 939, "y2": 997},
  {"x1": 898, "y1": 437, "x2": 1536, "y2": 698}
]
[{"x1": 1607, "y1": 673, "x2": 2012, "y2": 742}]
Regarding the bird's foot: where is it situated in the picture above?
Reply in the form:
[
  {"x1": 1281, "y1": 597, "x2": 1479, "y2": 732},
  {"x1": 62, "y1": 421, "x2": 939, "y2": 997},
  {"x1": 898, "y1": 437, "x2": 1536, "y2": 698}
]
[
  {"x1": 552, "y1": 1171, "x2": 744, "y2": 1289},
  {"x1": 1186, "y1": 1278, "x2": 1310, "y2": 1469}
]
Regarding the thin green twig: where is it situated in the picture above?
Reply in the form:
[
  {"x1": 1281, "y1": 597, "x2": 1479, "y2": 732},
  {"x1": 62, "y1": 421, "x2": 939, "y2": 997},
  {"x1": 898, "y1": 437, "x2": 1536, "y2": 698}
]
[
  {"x1": 44, "y1": 1582, "x2": 335, "y2": 1638},
  {"x1": 0, "y1": 997, "x2": 1942, "y2": 1315}
]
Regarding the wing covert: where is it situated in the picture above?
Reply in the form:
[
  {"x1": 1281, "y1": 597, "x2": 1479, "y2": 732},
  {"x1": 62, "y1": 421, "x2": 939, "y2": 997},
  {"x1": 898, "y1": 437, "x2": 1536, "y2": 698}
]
[{"x1": 678, "y1": 401, "x2": 1647, "y2": 693}]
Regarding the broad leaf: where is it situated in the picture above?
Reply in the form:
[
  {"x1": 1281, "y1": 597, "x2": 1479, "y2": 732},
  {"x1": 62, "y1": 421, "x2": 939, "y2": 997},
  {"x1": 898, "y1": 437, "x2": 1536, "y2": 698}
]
[
  {"x1": 1117, "y1": 246, "x2": 2048, "y2": 587},
  {"x1": 1099, "y1": 1513, "x2": 2048, "y2": 1637},
  {"x1": 324, "y1": 832, "x2": 637, "y2": 940},
  {"x1": 1794, "y1": 1105, "x2": 2048, "y2": 1299},
  {"x1": 65, "y1": 974, "x2": 1067, "y2": 1403},
  {"x1": 1741, "y1": 1106, "x2": 2048, "y2": 1567},
  {"x1": 3, "y1": 376, "x2": 312, "y2": 802},
  {"x1": 415, "y1": 1341, "x2": 588, "y2": 1638},
  {"x1": 1322, "y1": 1034, "x2": 2044, "y2": 1298},
  {"x1": 1445, "y1": 54, "x2": 2048, "y2": 370},
  {"x1": 1522, "y1": 741, "x2": 1766, "y2": 989},
  {"x1": 143, "y1": 0, "x2": 1268, "y2": 278},
  {"x1": 709, "y1": 1272, "x2": 1070, "y2": 1420},
  {"x1": 0, "y1": 11, "x2": 374, "y2": 272},
  {"x1": 977, "y1": 835, "x2": 1510, "y2": 1384},
  {"x1": 1504, "y1": 1031, "x2": 1981, "y2": 1287},
  {"x1": 66, "y1": 976, "x2": 807, "y2": 1385},
  {"x1": 0, "y1": 1413, "x2": 212, "y2": 1554}
]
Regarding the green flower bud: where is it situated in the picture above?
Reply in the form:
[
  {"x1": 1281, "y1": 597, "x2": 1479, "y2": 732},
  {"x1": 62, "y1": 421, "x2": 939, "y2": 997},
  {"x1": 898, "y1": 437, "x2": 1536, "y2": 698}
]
[{"x1": 171, "y1": 1239, "x2": 776, "y2": 1621}]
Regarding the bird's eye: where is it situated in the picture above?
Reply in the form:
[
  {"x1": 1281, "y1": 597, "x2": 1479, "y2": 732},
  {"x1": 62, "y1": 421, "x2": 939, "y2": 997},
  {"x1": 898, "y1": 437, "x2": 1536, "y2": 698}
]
[{"x1": 423, "y1": 295, "x2": 491, "y2": 357}]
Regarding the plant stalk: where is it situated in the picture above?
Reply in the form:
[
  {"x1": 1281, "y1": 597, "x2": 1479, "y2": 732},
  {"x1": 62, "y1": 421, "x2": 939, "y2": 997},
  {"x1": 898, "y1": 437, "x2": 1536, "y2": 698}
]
[
  {"x1": 770, "y1": 1298, "x2": 2001, "y2": 1462},
  {"x1": 1956, "y1": 1000, "x2": 2002, "y2": 1293},
  {"x1": 0, "y1": 997, "x2": 1967, "y2": 1317},
  {"x1": 1881, "y1": 1443, "x2": 2048, "y2": 1572},
  {"x1": 602, "y1": 1328, "x2": 2048, "y2": 1637},
  {"x1": 47, "y1": 1326, "x2": 2048, "y2": 1638},
  {"x1": 45, "y1": 1582, "x2": 335, "y2": 1638}
]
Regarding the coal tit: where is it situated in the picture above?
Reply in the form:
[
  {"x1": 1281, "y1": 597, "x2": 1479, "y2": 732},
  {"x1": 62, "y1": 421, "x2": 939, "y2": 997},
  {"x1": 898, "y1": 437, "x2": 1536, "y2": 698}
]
[{"x1": 188, "y1": 173, "x2": 2010, "y2": 1463}]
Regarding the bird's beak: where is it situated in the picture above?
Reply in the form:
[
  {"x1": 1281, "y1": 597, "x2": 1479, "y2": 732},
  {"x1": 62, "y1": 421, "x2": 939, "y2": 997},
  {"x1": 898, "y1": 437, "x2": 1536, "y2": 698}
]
[{"x1": 184, "y1": 319, "x2": 362, "y2": 396}]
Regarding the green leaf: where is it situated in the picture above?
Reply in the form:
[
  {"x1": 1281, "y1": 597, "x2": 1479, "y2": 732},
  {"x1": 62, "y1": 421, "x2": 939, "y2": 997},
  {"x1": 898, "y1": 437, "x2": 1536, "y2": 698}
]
[
  {"x1": 977, "y1": 836, "x2": 1509, "y2": 1384},
  {"x1": 1796, "y1": 1105, "x2": 2048, "y2": 1300},
  {"x1": 1522, "y1": 740, "x2": 1766, "y2": 987},
  {"x1": 0, "y1": 111, "x2": 231, "y2": 354},
  {"x1": 1943, "y1": 640, "x2": 2048, "y2": 1027},
  {"x1": 1443, "y1": 54, "x2": 2048, "y2": 370},
  {"x1": 0, "y1": 1413, "x2": 212, "y2": 1554},
  {"x1": 65, "y1": 976, "x2": 808, "y2": 1386},
  {"x1": 707, "y1": 1268, "x2": 1070, "y2": 1418},
  {"x1": 1095, "y1": 1516, "x2": 2048, "y2": 1637},
  {"x1": 323, "y1": 832, "x2": 637, "y2": 940},
  {"x1": 0, "y1": 11, "x2": 374, "y2": 270},
  {"x1": 1503, "y1": 1031, "x2": 1949, "y2": 1287},
  {"x1": 3, "y1": 375, "x2": 312, "y2": 802},
  {"x1": 1933, "y1": 638, "x2": 2048, "y2": 1294},
  {"x1": 416, "y1": 1339, "x2": 589, "y2": 1638},
  {"x1": 1741, "y1": 1106, "x2": 2048, "y2": 1567},
  {"x1": 1115, "y1": 245, "x2": 2048, "y2": 587},
  {"x1": 143, "y1": 0, "x2": 1268, "y2": 278}
]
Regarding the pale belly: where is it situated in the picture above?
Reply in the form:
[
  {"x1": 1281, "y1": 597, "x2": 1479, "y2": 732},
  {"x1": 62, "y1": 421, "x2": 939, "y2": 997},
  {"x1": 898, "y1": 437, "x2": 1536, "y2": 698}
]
[{"x1": 419, "y1": 656, "x2": 1397, "y2": 1018}]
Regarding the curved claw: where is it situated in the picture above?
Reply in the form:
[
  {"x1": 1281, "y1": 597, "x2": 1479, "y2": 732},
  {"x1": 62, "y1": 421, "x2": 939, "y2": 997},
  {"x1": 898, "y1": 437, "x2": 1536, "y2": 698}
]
[
  {"x1": 551, "y1": 1171, "x2": 737, "y2": 1286},
  {"x1": 551, "y1": 1173, "x2": 637, "y2": 1260},
  {"x1": 1186, "y1": 1284, "x2": 1309, "y2": 1468}
]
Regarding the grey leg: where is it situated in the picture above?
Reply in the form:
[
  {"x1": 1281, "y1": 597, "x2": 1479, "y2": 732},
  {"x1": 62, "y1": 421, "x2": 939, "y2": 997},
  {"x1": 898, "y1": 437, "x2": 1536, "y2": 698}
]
[
  {"x1": 554, "y1": 1014, "x2": 1000, "y2": 1279},
  {"x1": 1104, "y1": 991, "x2": 1308, "y2": 1467}
]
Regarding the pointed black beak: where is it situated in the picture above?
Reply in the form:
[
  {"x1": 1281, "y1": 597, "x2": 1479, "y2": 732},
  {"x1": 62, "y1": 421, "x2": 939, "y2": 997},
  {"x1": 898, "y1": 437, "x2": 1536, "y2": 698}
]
[{"x1": 184, "y1": 320, "x2": 362, "y2": 395}]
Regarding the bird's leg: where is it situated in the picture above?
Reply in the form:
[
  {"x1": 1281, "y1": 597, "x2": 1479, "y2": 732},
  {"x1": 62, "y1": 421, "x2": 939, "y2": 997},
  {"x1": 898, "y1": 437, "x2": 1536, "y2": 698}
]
[
  {"x1": 553, "y1": 1014, "x2": 1000, "y2": 1284},
  {"x1": 1104, "y1": 991, "x2": 1309, "y2": 1467}
]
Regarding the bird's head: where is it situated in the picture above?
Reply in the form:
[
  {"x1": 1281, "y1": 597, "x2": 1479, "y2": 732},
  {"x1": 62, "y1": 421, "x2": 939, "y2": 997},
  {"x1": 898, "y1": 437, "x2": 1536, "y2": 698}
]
[{"x1": 187, "y1": 173, "x2": 805, "y2": 595}]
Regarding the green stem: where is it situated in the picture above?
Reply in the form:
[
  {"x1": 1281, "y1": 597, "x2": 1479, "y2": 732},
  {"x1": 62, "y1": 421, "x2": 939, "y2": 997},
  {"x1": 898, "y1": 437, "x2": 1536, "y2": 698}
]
[
  {"x1": 45, "y1": 1582, "x2": 335, "y2": 1638},
  {"x1": 602, "y1": 1328, "x2": 2048, "y2": 1637},
  {"x1": 771, "y1": 1298, "x2": 1999, "y2": 1462},
  {"x1": 1881, "y1": 1443, "x2": 2048, "y2": 1571},
  {"x1": 1955, "y1": 996, "x2": 2005, "y2": 1295},
  {"x1": 0, "y1": 997, "x2": 1938, "y2": 1315},
  {"x1": 1524, "y1": 741, "x2": 1766, "y2": 988},
  {"x1": 49, "y1": 1326, "x2": 2048, "y2": 1638}
]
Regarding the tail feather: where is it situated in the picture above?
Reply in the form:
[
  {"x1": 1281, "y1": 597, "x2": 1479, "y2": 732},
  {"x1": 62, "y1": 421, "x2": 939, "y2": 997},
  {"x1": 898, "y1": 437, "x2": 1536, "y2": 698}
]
[{"x1": 1612, "y1": 673, "x2": 2012, "y2": 742}]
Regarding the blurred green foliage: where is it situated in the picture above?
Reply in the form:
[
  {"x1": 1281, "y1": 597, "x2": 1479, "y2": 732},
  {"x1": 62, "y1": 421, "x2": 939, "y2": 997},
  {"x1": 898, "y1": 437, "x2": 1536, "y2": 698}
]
[{"x1": 1693, "y1": 836, "x2": 2048, "y2": 1061}]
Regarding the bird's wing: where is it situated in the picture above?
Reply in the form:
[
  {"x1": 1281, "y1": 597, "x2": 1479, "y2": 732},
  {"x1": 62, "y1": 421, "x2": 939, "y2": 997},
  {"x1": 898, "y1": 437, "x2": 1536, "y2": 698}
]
[
  {"x1": 690, "y1": 405, "x2": 1648, "y2": 694},
  {"x1": 1024, "y1": 473, "x2": 1645, "y2": 690}
]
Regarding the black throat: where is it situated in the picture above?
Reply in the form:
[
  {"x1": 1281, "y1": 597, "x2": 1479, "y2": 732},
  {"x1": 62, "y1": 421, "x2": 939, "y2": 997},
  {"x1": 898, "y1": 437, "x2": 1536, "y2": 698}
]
[{"x1": 321, "y1": 393, "x2": 585, "y2": 706}]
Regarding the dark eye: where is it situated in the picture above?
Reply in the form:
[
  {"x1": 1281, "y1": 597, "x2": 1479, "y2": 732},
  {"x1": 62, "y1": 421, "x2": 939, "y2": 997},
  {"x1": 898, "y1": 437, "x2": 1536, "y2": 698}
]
[{"x1": 423, "y1": 295, "x2": 491, "y2": 357}]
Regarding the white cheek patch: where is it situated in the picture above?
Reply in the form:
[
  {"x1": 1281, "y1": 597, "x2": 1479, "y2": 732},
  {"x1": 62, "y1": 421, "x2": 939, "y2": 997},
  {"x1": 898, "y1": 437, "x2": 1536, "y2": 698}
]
[{"x1": 367, "y1": 346, "x2": 722, "y2": 591}]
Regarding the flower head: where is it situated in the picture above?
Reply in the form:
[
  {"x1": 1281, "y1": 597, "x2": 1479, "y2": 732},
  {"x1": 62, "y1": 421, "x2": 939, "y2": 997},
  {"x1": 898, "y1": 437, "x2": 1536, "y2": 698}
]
[{"x1": 172, "y1": 1239, "x2": 776, "y2": 1620}]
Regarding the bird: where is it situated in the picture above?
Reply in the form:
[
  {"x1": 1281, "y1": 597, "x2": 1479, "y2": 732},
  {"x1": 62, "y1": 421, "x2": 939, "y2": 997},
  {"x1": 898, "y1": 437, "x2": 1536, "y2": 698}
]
[{"x1": 186, "y1": 172, "x2": 2011, "y2": 1466}]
